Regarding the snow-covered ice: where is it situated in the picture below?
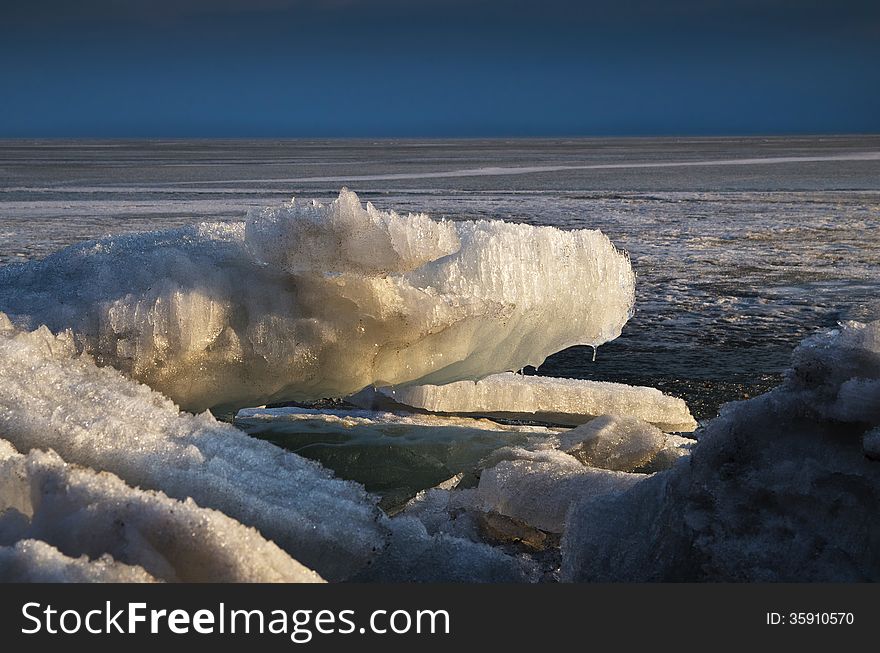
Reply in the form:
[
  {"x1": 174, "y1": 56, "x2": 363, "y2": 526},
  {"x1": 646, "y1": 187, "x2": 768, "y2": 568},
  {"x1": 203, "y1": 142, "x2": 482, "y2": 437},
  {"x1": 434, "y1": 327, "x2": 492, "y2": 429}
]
[
  {"x1": 476, "y1": 449, "x2": 643, "y2": 533},
  {"x1": 560, "y1": 415, "x2": 671, "y2": 471},
  {"x1": 0, "y1": 190, "x2": 635, "y2": 413},
  {"x1": 0, "y1": 540, "x2": 160, "y2": 583},
  {"x1": 354, "y1": 515, "x2": 538, "y2": 583},
  {"x1": 381, "y1": 373, "x2": 697, "y2": 431},
  {"x1": 0, "y1": 313, "x2": 543, "y2": 582},
  {"x1": 0, "y1": 440, "x2": 323, "y2": 583},
  {"x1": 398, "y1": 487, "x2": 483, "y2": 543},
  {"x1": 562, "y1": 320, "x2": 880, "y2": 582},
  {"x1": 0, "y1": 313, "x2": 384, "y2": 580}
]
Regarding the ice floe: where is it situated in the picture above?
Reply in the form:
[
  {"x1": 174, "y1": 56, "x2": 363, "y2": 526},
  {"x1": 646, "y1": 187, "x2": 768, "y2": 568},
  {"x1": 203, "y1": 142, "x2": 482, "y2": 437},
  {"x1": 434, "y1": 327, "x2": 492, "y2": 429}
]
[
  {"x1": 235, "y1": 405, "x2": 561, "y2": 505},
  {"x1": 0, "y1": 190, "x2": 635, "y2": 413},
  {"x1": 562, "y1": 320, "x2": 880, "y2": 581},
  {"x1": 380, "y1": 373, "x2": 697, "y2": 432}
]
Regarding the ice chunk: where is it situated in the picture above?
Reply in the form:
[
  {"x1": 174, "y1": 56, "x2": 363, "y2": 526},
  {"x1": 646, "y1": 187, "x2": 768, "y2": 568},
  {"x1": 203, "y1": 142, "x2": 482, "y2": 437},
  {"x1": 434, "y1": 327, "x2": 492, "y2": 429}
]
[
  {"x1": 480, "y1": 445, "x2": 583, "y2": 472},
  {"x1": 0, "y1": 443, "x2": 323, "y2": 583},
  {"x1": 381, "y1": 373, "x2": 697, "y2": 432},
  {"x1": 398, "y1": 487, "x2": 483, "y2": 542},
  {"x1": 560, "y1": 415, "x2": 669, "y2": 471},
  {"x1": 642, "y1": 434, "x2": 696, "y2": 472},
  {"x1": 235, "y1": 405, "x2": 560, "y2": 508},
  {"x1": 563, "y1": 320, "x2": 880, "y2": 582},
  {"x1": 0, "y1": 314, "x2": 384, "y2": 581},
  {"x1": 0, "y1": 190, "x2": 635, "y2": 413},
  {"x1": 787, "y1": 320, "x2": 880, "y2": 424},
  {"x1": 477, "y1": 450, "x2": 644, "y2": 533},
  {"x1": 0, "y1": 540, "x2": 159, "y2": 583}
]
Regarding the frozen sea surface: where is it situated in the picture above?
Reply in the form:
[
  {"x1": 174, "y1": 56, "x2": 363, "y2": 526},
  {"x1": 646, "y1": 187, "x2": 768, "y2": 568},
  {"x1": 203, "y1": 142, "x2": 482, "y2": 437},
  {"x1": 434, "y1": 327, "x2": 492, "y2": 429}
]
[
  {"x1": 2, "y1": 138, "x2": 878, "y2": 423},
  {"x1": 3, "y1": 137, "x2": 878, "y2": 423}
]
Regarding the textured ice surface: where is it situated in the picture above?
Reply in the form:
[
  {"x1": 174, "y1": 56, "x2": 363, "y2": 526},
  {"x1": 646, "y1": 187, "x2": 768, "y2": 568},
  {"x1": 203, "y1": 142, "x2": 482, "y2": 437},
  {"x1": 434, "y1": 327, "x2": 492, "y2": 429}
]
[
  {"x1": 0, "y1": 314, "x2": 384, "y2": 580},
  {"x1": 560, "y1": 415, "x2": 669, "y2": 471},
  {"x1": 0, "y1": 441, "x2": 322, "y2": 583},
  {"x1": 0, "y1": 190, "x2": 634, "y2": 413},
  {"x1": 398, "y1": 488, "x2": 483, "y2": 542},
  {"x1": 246, "y1": 191, "x2": 460, "y2": 275},
  {"x1": 644, "y1": 434, "x2": 696, "y2": 473},
  {"x1": 477, "y1": 449, "x2": 643, "y2": 533},
  {"x1": 354, "y1": 515, "x2": 537, "y2": 583},
  {"x1": 0, "y1": 540, "x2": 159, "y2": 583},
  {"x1": 563, "y1": 320, "x2": 880, "y2": 581},
  {"x1": 382, "y1": 373, "x2": 697, "y2": 431}
]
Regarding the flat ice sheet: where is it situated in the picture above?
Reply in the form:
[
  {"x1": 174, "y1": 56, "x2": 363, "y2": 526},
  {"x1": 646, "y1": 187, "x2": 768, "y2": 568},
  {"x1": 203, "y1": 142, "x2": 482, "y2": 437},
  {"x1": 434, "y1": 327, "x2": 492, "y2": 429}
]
[{"x1": 381, "y1": 373, "x2": 697, "y2": 432}]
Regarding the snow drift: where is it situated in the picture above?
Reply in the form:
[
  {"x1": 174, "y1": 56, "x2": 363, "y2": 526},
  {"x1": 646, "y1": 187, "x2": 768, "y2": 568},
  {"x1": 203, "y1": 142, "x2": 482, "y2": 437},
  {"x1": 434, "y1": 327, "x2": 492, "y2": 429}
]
[{"x1": 0, "y1": 190, "x2": 635, "y2": 413}]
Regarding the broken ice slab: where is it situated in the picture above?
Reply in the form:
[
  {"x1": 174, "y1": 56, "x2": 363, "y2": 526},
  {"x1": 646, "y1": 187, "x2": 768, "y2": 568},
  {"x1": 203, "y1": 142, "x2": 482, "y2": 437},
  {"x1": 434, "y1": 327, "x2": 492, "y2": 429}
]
[
  {"x1": 0, "y1": 440, "x2": 323, "y2": 583},
  {"x1": 380, "y1": 372, "x2": 698, "y2": 432},
  {"x1": 0, "y1": 314, "x2": 384, "y2": 581},
  {"x1": 560, "y1": 414, "x2": 693, "y2": 472},
  {"x1": 476, "y1": 449, "x2": 644, "y2": 533},
  {"x1": 234, "y1": 406, "x2": 560, "y2": 511}
]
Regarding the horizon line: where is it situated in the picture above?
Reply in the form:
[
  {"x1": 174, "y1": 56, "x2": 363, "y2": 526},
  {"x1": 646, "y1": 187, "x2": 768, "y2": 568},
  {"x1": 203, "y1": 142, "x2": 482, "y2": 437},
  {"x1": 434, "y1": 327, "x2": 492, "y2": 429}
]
[{"x1": 1, "y1": 132, "x2": 879, "y2": 142}]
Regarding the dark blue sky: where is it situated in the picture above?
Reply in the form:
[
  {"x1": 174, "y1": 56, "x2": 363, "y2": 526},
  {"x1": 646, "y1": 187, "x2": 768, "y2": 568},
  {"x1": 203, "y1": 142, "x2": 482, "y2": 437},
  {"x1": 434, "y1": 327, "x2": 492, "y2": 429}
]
[{"x1": 1, "y1": 0, "x2": 878, "y2": 137}]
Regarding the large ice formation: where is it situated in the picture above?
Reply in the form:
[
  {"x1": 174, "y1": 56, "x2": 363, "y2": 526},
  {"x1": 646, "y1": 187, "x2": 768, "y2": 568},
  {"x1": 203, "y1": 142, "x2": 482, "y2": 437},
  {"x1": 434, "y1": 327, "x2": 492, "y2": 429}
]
[
  {"x1": 0, "y1": 313, "x2": 384, "y2": 580},
  {"x1": 0, "y1": 440, "x2": 323, "y2": 583},
  {"x1": 0, "y1": 190, "x2": 635, "y2": 413},
  {"x1": 380, "y1": 373, "x2": 697, "y2": 431},
  {"x1": 562, "y1": 320, "x2": 880, "y2": 582}
]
